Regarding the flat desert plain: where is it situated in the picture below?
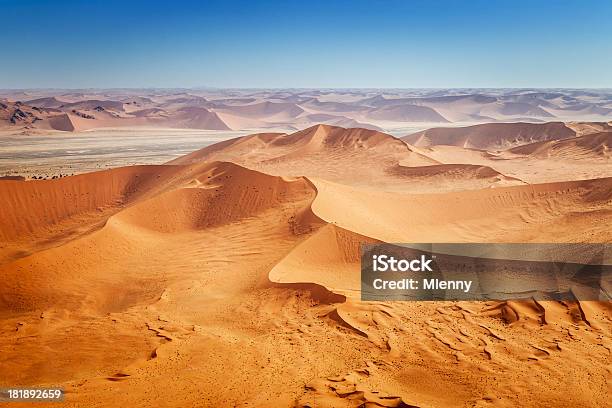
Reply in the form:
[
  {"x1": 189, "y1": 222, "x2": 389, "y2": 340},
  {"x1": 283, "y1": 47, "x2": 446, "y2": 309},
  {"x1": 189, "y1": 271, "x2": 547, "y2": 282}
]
[{"x1": 1, "y1": 118, "x2": 611, "y2": 407}]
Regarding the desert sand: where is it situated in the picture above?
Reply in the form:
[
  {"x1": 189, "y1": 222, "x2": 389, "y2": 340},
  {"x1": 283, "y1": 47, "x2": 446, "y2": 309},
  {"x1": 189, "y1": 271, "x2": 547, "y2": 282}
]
[{"x1": 1, "y1": 119, "x2": 611, "y2": 407}]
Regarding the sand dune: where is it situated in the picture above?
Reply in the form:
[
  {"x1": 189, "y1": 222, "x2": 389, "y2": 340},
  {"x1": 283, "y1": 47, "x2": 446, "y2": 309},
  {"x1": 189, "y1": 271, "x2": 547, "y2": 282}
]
[
  {"x1": 0, "y1": 161, "x2": 317, "y2": 312},
  {"x1": 308, "y1": 176, "x2": 612, "y2": 244},
  {"x1": 1, "y1": 118, "x2": 611, "y2": 407},
  {"x1": 403, "y1": 121, "x2": 577, "y2": 149},
  {"x1": 1, "y1": 99, "x2": 232, "y2": 132},
  {"x1": 61, "y1": 99, "x2": 126, "y2": 112},
  {"x1": 24, "y1": 96, "x2": 67, "y2": 108},
  {"x1": 413, "y1": 141, "x2": 612, "y2": 185},
  {"x1": 46, "y1": 112, "x2": 78, "y2": 131},
  {"x1": 170, "y1": 124, "x2": 528, "y2": 192},
  {"x1": 213, "y1": 110, "x2": 271, "y2": 130},
  {"x1": 507, "y1": 131, "x2": 611, "y2": 159},
  {"x1": 388, "y1": 163, "x2": 525, "y2": 188},
  {"x1": 366, "y1": 104, "x2": 449, "y2": 122},
  {"x1": 1, "y1": 161, "x2": 334, "y2": 404},
  {"x1": 170, "y1": 124, "x2": 435, "y2": 165},
  {"x1": 216, "y1": 101, "x2": 305, "y2": 120},
  {"x1": 0, "y1": 100, "x2": 74, "y2": 132},
  {"x1": 4, "y1": 89, "x2": 612, "y2": 134},
  {"x1": 480, "y1": 101, "x2": 555, "y2": 118},
  {"x1": 269, "y1": 223, "x2": 378, "y2": 298},
  {"x1": 263, "y1": 169, "x2": 610, "y2": 407},
  {"x1": 300, "y1": 113, "x2": 384, "y2": 131},
  {"x1": 114, "y1": 162, "x2": 315, "y2": 233},
  {"x1": 165, "y1": 106, "x2": 230, "y2": 130},
  {"x1": 0, "y1": 165, "x2": 189, "y2": 264},
  {"x1": 566, "y1": 121, "x2": 612, "y2": 135}
]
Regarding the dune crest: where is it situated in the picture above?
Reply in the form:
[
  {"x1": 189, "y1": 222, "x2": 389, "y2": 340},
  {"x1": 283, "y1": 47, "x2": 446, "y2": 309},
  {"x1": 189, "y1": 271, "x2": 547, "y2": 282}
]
[{"x1": 169, "y1": 124, "x2": 531, "y2": 192}]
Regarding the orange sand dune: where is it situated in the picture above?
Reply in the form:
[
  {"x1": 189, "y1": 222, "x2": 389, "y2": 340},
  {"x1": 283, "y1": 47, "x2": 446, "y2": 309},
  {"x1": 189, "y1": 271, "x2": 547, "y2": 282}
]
[
  {"x1": 0, "y1": 123, "x2": 611, "y2": 407},
  {"x1": 170, "y1": 125, "x2": 437, "y2": 166},
  {"x1": 113, "y1": 161, "x2": 315, "y2": 233},
  {"x1": 388, "y1": 163, "x2": 525, "y2": 189},
  {"x1": 0, "y1": 165, "x2": 189, "y2": 263},
  {"x1": 269, "y1": 172, "x2": 611, "y2": 407},
  {"x1": 268, "y1": 176, "x2": 612, "y2": 300},
  {"x1": 269, "y1": 223, "x2": 378, "y2": 298},
  {"x1": 0, "y1": 161, "x2": 317, "y2": 314},
  {"x1": 170, "y1": 124, "x2": 525, "y2": 192},
  {"x1": 309, "y1": 176, "x2": 612, "y2": 243}
]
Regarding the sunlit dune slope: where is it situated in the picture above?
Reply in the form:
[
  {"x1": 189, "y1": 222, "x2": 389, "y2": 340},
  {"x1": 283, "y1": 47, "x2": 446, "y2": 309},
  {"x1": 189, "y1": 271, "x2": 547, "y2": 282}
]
[
  {"x1": 169, "y1": 124, "x2": 431, "y2": 165},
  {"x1": 170, "y1": 124, "x2": 523, "y2": 191},
  {"x1": 267, "y1": 176, "x2": 612, "y2": 301},
  {"x1": 309, "y1": 176, "x2": 612, "y2": 243}
]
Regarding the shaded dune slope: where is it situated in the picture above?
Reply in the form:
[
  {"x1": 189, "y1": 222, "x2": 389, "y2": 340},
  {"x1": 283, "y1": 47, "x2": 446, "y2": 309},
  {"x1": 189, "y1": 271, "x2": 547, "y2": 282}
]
[
  {"x1": 0, "y1": 165, "x2": 190, "y2": 264},
  {"x1": 0, "y1": 165, "x2": 182, "y2": 242}
]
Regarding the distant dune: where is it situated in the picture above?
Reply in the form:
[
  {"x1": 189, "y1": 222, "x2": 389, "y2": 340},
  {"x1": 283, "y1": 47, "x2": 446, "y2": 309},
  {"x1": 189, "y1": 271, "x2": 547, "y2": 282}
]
[
  {"x1": 481, "y1": 101, "x2": 555, "y2": 118},
  {"x1": 366, "y1": 104, "x2": 449, "y2": 122},
  {"x1": 216, "y1": 101, "x2": 305, "y2": 119},
  {"x1": 167, "y1": 106, "x2": 230, "y2": 130},
  {"x1": 46, "y1": 112, "x2": 77, "y2": 131},
  {"x1": 0, "y1": 100, "x2": 83, "y2": 132},
  {"x1": 169, "y1": 124, "x2": 416, "y2": 165},
  {"x1": 24, "y1": 96, "x2": 67, "y2": 108},
  {"x1": 388, "y1": 162, "x2": 523, "y2": 182},
  {"x1": 170, "y1": 124, "x2": 529, "y2": 192},
  {"x1": 61, "y1": 99, "x2": 126, "y2": 112},
  {"x1": 3, "y1": 88, "x2": 612, "y2": 133},
  {"x1": 403, "y1": 122, "x2": 578, "y2": 149}
]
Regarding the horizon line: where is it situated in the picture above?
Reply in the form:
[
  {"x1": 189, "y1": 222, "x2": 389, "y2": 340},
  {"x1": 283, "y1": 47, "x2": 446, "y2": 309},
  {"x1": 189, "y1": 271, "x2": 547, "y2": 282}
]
[{"x1": 2, "y1": 87, "x2": 612, "y2": 91}]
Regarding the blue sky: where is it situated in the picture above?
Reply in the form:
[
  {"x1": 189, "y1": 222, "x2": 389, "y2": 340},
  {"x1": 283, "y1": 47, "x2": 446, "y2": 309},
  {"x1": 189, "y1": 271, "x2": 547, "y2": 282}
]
[{"x1": 1, "y1": 0, "x2": 611, "y2": 88}]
